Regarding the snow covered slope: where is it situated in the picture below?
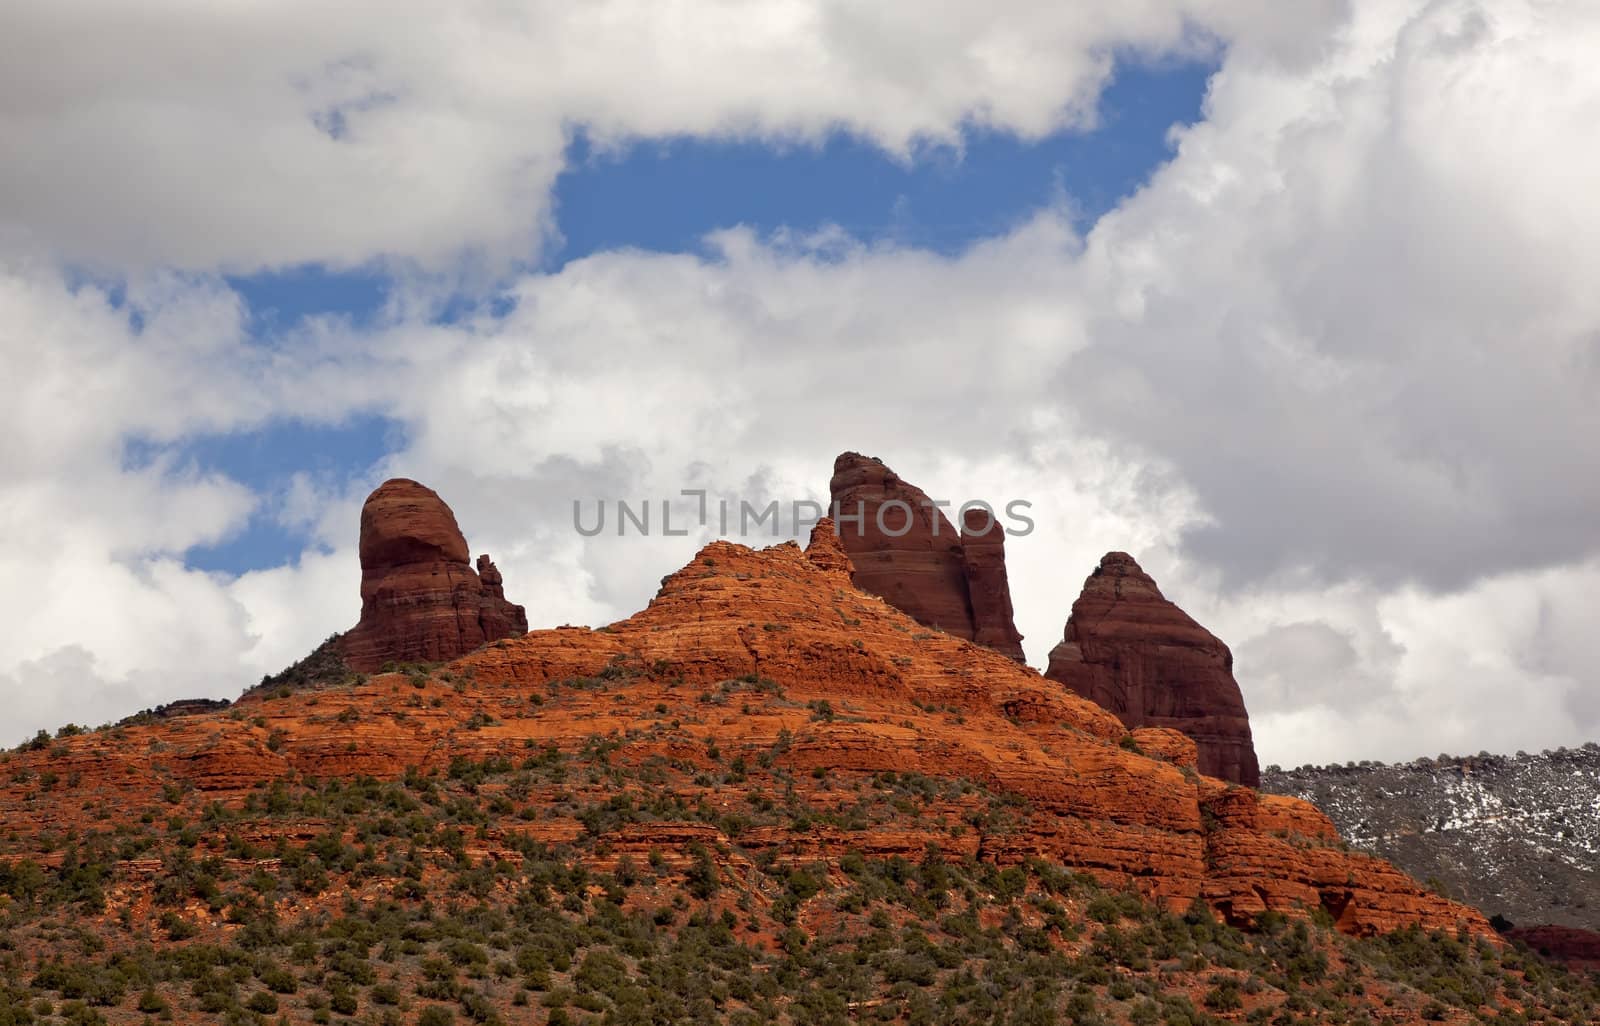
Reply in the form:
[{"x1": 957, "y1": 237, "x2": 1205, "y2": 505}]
[{"x1": 1262, "y1": 744, "x2": 1600, "y2": 930}]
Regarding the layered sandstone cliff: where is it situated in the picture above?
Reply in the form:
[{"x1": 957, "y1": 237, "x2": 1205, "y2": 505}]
[
  {"x1": 339, "y1": 478, "x2": 527, "y2": 671},
  {"x1": 1045, "y1": 552, "x2": 1261, "y2": 787},
  {"x1": 828, "y1": 452, "x2": 1024, "y2": 661}
]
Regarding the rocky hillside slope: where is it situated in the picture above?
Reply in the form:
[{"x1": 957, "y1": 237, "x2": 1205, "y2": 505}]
[
  {"x1": 1263, "y1": 746, "x2": 1600, "y2": 932},
  {"x1": 5, "y1": 501, "x2": 1597, "y2": 1022},
  {"x1": 1, "y1": 528, "x2": 1482, "y2": 939}
]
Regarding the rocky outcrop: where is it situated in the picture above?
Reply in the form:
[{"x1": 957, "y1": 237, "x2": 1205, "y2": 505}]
[
  {"x1": 0, "y1": 534, "x2": 1486, "y2": 941},
  {"x1": 1130, "y1": 727, "x2": 1200, "y2": 770},
  {"x1": 476, "y1": 554, "x2": 509, "y2": 598},
  {"x1": 803, "y1": 516, "x2": 854, "y2": 579},
  {"x1": 0, "y1": 534, "x2": 1485, "y2": 940},
  {"x1": 114, "y1": 698, "x2": 231, "y2": 727},
  {"x1": 828, "y1": 453, "x2": 970, "y2": 636},
  {"x1": 1046, "y1": 552, "x2": 1259, "y2": 787},
  {"x1": 828, "y1": 452, "x2": 1024, "y2": 661},
  {"x1": 960, "y1": 507, "x2": 1025, "y2": 660},
  {"x1": 339, "y1": 479, "x2": 527, "y2": 672}
]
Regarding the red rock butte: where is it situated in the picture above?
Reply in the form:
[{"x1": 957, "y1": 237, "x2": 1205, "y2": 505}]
[
  {"x1": 0, "y1": 532, "x2": 1487, "y2": 941},
  {"x1": 828, "y1": 452, "x2": 1024, "y2": 661},
  {"x1": 338, "y1": 478, "x2": 528, "y2": 671},
  {"x1": 1046, "y1": 551, "x2": 1261, "y2": 787}
]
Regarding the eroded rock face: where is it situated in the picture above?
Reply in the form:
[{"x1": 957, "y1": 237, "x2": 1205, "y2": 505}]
[
  {"x1": 1046, "y1": 552, "x2": 1260, "y2": 787},
  {"x1": 828, "y1": 452, "x2": 1024, "y2": 661},
  {"x1": 961, "y1": 507, "x2": 1025, "y2": 661},
  {"x1": 0, "y1": 534, "x2": 1487, "y2": 941},
  {"x1": 803, "y1": 516, "x2": 854, "y2": 580},
  {"x1": 1131, "y1": 727, "x2": 1200, "y2": 770},
  {"x1": 339, "y1": 479, "x2": 527, "y2": 671}
]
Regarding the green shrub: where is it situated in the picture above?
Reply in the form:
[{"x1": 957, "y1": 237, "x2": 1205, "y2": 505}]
[{"x1": 245, "y1": 991, "x2": 279, "y2": 1014}]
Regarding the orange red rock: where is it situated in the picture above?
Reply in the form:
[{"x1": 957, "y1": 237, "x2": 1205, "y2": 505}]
[
  {"x1": 828, "y1": 452, "x2": 1024, "y2": 661},
  {"x1": 1130, "y1": 727, "x2": 1200, "y2": 769},
  {"x1": 338, "y1": 478, "x2": 527, "y2": 671},
  {"x1": 1046, "y1": 551, "x2": 1260, "y2": 787},
  {"x1": 802, "y1": 516, "x2": 854, "y2": 579},
  {"x1": 0, "y1": 534, "x2": 1484, "y2": 942}
]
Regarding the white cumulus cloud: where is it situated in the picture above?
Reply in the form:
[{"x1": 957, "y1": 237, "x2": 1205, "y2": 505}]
[
  {"x1": 1, "y1": 0, "x2": 1597, "y2": 773},
  {"x1": 0, "y1": 0, "x2": 1339, "y2": 273}
]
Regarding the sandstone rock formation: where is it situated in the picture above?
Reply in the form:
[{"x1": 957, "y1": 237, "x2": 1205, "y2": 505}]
[
  {"x1": 0, "y1": 534, "x2": 1486, "y2": 941},
  {"x1": 1130, "y1": 726, "x2": 1200, "y2": 770},
  {"x1": 339, "y1": 479, "x2": 527, "y2": 671},
  {"x1": 828, "y1": 452, "x2": 1024, "y2": 661},
  {"x1": 802, "y1": 516, "x2": 854, "y2": 579},
  {"x1": 113, "y1": 698, "x2": 231, "y2": 728},
  {"x1": 1046, "y1": 552, "x2": 1260, "y2": 787},
  {"x1": 961, "y1": 506, "x2": 1026, "y2": 659}
]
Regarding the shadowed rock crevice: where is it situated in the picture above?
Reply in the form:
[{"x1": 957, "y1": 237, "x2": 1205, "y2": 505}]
[{"x1": 960, "y1": 506, "x2": 1025, "y2": 659}]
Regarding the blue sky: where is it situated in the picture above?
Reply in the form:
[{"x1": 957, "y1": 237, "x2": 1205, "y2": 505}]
[{"x1": 188, "y1": 56, "x2": 1213, "y2": 577}]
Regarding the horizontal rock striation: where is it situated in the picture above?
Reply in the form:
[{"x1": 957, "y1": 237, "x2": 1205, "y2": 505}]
[{"x1": 1263, "y1": 746, "x2": 1600, "y2": 939}]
